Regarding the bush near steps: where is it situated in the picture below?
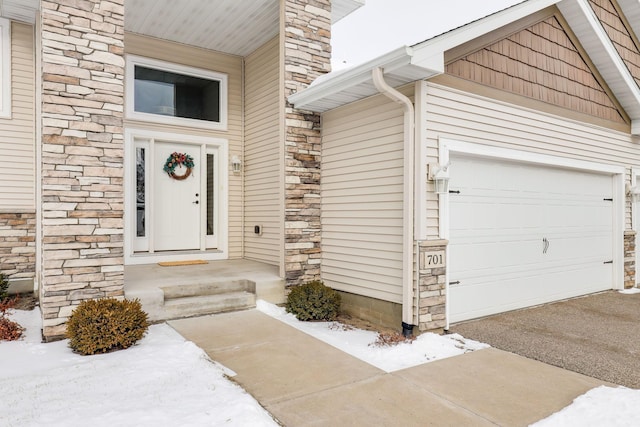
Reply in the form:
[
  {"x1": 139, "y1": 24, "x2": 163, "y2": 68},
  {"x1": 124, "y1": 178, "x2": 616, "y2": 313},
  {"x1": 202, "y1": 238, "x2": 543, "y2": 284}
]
[
  {"x1": 66, "y1": 298, "x2": 149, "y2": 356},
  {"x1": 286, "y1": 280, "x2": 341, "y2": 321}
]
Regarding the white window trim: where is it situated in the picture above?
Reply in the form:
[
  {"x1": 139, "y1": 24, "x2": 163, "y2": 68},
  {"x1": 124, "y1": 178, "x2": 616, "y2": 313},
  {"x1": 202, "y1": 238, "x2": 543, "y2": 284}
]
[
  {"x1": 125, "y1": 54, "x2": 228, "y2": 131},
  {"x1": 124, "y1": 128, "x2": 230, "y2": 265},
  {"x1": 0, "y1": 18, "x2": 11, "y2": 119}
]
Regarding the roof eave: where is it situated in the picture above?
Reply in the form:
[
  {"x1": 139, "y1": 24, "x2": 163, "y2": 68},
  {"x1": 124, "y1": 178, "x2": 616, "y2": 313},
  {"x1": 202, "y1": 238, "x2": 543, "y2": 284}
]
[
  {"x1": 291, "y1": 0, "x2": 563, "y2": 114},
  {"x1": 289, "y1": 46, "x2": 443, "y2": 112},
  {"x1": 558, "y1": 0, "x2": 640, "y2": 134},
  {"x1": 333, "y1": 0, "x2": 365, "y2": 24}
]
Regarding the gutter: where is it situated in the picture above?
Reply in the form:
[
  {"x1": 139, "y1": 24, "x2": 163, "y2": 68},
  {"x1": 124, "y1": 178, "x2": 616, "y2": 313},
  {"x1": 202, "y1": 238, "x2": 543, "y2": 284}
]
[{"x1": 371, "y1": 67, "x2": 416, "y2": 336}]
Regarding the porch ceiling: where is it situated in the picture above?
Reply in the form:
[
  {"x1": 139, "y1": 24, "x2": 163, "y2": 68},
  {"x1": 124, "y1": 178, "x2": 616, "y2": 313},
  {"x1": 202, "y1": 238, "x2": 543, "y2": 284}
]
[
  {"x1": 0, "y1": 0, "x2": 38, "y2": 23},
  {"x1": 126, "y1": 0, "x2": 364, "y2": 57}
]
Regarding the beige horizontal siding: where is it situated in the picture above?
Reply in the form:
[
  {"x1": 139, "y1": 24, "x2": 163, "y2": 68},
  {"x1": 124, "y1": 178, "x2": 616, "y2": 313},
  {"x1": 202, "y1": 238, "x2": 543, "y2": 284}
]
[
  {"x1": 244, "y1": 37, "x2": 281, "y2": 266},
  {"x1": 322, "y1": 91, "x2": 407, "y2": 304},
  {"x1": 0, "y1": 22, "x2": 34, "y2": 209},
  {"x1": 425, "y1": 82, "x2": 638, "y2": 238},
  {"x1": 124, "y1": 33, "x2": 244, "y2": 257}
]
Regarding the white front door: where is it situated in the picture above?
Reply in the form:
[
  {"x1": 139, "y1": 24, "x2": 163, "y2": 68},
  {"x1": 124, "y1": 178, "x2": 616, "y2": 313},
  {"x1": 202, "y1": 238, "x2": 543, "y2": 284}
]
[
  {"x1": 154, "y1": 142, "x2": 201, "y2": 251},
  {"x1": 127, "y1": 129, "x2": 227, "y2": 261}
]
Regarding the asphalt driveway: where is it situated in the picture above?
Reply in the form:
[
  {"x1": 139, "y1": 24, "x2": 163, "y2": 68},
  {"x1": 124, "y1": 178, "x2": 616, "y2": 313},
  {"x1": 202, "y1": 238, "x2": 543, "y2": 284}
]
[{"x1": 450, "y1": 290, "x2": 640, "y2": 388}]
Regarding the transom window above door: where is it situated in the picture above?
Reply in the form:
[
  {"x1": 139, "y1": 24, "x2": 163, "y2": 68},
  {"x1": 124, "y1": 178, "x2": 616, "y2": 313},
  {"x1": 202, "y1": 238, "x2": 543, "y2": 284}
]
[{"x1": 126, "y1": 55, "x2": 228, "y2": 130}]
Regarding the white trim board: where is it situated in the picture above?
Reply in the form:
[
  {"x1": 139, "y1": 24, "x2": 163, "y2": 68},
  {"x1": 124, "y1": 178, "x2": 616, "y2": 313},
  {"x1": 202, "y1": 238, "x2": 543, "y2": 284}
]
[
  {"x1": 0, "y1": 18, "x2": 11, "y2": 118},
  {"x1": 632, "y1": 167, "x2": 640, "y2": 285}
]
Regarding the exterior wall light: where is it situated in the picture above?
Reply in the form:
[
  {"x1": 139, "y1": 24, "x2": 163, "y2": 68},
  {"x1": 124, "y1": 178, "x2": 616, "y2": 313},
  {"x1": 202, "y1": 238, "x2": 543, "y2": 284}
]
[
  {"x1": 428, "y1": 162, "x2": 450, "y2": 195},
  {"x1": 231, "y1": 155, "x2": 242, "y2": 173},
  {"x1": 626, "y1": 183, "x2": 640, "y2": 203}
]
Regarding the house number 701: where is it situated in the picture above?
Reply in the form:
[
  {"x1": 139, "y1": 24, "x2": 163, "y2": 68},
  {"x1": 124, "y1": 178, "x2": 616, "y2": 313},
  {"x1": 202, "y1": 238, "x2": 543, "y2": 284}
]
[
  {"x1": 423, "y1": 250, "x2": 445, "y2": 268},
  {"x1": 427, "y1": 254, "x2": 443, "y2": 265}
]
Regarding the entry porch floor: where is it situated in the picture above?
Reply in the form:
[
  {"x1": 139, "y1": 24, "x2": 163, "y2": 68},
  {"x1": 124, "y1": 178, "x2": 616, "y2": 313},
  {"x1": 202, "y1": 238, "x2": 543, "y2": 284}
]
[{"x1": 124, "y1": 259, "x2": 285, "y2": 322}]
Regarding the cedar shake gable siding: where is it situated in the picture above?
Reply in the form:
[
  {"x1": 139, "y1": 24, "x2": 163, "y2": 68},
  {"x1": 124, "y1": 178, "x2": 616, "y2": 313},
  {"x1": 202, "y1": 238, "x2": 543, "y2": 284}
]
[
  {"x1": 446, "y1": 15, "x2": 627, "y2": 124},
  {"x1": 588, "y1": 0, "x2": 640, "y2": 88}
]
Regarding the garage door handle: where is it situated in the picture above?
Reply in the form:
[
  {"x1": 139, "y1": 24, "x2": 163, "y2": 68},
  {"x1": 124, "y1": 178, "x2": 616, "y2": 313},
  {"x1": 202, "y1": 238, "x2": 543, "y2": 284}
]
[{"x1": 543, "y1": 238, "x2": 549, "y2": 254}]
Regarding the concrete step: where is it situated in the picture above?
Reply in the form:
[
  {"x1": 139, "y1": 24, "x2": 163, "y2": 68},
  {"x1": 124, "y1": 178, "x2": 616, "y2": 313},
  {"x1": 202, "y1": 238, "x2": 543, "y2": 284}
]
[
  {"x1": 162, "y1": 291, "x2": 256, "y2": 320},
  {"x1": 162, "y1": 279, "x2": 255, "y2": 300}
]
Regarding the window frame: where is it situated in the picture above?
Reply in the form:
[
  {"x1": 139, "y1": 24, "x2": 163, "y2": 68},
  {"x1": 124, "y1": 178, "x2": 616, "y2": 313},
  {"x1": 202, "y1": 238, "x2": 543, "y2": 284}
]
[
  {"x1": 0, "y1": 18, "x2": 11, "y2": 119},
  {"x1": 125, "y1": 54, "x2": 228, "y2": 131}
]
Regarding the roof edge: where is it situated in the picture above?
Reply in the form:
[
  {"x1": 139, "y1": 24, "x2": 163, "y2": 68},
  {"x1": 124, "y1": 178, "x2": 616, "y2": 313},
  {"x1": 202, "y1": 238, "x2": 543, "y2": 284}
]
[{"x1": 288, "y1": 46, "x2": 417, "y2": 110}]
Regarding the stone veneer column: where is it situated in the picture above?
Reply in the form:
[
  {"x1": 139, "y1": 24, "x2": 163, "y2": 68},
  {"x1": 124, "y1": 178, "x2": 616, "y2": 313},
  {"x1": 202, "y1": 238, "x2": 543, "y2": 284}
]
[
  {"x1": 0, "y1": 212, "x2": 36, "y2": 289},
  {"x1": 418, "y1": 240, "x2": 448, "y2": 331},
  {"x1": 282, "y1": 0, "x2": 331, "y2": 287},
  {"x1": 624, "y1": 230, "x2": 635, "y2": 289},
  {"x1": 40, "y1": 0, "x2": 125, "y2": 340}
]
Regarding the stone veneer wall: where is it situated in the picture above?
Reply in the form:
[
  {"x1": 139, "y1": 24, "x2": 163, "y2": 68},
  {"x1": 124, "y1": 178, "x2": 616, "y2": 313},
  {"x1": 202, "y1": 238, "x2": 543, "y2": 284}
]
[
  {"x1": 624, "y1": 230, "x2": 635, "y2": 289},
  {"x1": 282, "y1": 0, "x2": 331, "y2": 287},
  {"x1": 418, "y1": 240, "x2": 448, "y2": 331},
  {"x1": 40, "y1": 0, "x2": 125, "y2": 340},
  {"x1": 0, "y1": 211, "x2": 36, "y2": 288}
]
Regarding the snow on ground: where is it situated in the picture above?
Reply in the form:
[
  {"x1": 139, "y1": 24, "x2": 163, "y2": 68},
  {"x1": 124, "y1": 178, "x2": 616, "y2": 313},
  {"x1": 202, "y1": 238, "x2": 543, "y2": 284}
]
[
  {"x1": 256, "y1": 300, "x2": 488, "y2": 372},
  {"x1": 0, "y1": 308, "x2": 277, "y2": 427},
  {"x1": 4, "y1": 298, "x2": 640, "y2": 426},
  {"x1": 619, "y1": 288, "x2": 640, "y2": 294},
  {"x1": 531, "y1": 386, "x2": 640, "y2": 427}
]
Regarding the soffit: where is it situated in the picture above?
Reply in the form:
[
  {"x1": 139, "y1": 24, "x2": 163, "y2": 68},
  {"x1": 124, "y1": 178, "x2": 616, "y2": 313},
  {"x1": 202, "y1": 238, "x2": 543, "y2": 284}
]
[
  {"x1": 125, "y1": 0, "x2": 363, "y2": 57},
  {"x1": 0, "y1": 0, "x2": 38, "y2": 23}
]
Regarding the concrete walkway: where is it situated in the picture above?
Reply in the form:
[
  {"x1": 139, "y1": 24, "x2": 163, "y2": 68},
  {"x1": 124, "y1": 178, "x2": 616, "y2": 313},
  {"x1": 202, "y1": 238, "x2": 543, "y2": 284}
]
[{"x1": 169, "y1": 310, "x2": 607, "y2": 427}]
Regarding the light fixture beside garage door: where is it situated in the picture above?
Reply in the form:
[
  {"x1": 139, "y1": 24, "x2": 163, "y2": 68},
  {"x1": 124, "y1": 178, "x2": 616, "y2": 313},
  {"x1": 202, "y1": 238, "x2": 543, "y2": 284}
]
[
  {"x1": 626, "y1": 183, "x2": 640, "y2": 203},
  {"x1": 428, "y1": 162, "x2": 450, "y2": 195}
]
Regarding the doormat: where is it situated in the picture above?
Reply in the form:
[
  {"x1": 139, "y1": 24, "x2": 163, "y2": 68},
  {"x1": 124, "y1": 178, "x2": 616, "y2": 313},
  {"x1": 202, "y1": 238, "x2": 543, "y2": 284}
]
[{"x1": 158, "y1": 260, "x2": 208, "y2": 267}]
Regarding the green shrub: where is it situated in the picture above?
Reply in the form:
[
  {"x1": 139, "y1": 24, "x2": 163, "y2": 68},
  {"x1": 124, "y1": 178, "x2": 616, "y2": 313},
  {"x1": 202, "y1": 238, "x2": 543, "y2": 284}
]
[
  {"x1": 66, "y1": 298, "x2": 149, "y2": 355},
  {"x1": 0, "y1": 273, "x2": 9, "y2": 301},
  {"x1": 286, "y1": 280, "x2": 341, "y2": 321}
]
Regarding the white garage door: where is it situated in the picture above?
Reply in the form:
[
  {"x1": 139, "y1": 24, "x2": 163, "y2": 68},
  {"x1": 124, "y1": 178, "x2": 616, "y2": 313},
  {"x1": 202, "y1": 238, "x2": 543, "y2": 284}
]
[{"x1": 448, "y1": 154, "x2": 614, "y2": 323}]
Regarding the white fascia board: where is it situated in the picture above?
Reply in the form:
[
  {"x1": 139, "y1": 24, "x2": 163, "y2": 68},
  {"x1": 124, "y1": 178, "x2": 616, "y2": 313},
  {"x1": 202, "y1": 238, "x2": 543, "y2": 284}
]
[
  {"x1": 410, "y1": 0, "x2": 561, "y2": 56},
  {"x1": 617, "y1": 0, "x2": 640, "y2": 42},
  {"x1": 558, "y1": 0, "x2": 640, "y2": 122},
  {"x1": 288, "y1": 46, "x2": 415, "y2": 110},
  {"x1": 632, "y1": 120, "x2": 640, "y2": 136},
  {"x1": 410, "y1": 51, "x2": 444, "y2": 74}
]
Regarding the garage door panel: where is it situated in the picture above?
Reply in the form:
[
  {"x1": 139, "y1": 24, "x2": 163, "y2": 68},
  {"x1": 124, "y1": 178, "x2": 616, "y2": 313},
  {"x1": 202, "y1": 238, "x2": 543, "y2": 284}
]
[
  {"x1": 450, "y1": 239, "x2": 542, "y2": 274},
  {"x1": 450, "y1": 263, "x2": 612, "y2": 322},
  {"x1": 449, "y1": 154, "x2": 614, "y2": 323}
]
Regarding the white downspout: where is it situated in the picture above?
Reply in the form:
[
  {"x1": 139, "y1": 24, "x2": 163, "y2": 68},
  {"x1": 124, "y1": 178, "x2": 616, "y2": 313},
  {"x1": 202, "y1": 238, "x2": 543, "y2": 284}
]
[{"x1": 371, "y1": 67, "x2": 416, "y2": 332}]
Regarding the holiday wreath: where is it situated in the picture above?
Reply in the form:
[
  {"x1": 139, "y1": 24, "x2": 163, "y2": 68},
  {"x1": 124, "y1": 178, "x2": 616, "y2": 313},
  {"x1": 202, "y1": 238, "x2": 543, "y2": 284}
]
[{"x1": 163, "y1": 152, "x2": 195, "y2": 181}]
